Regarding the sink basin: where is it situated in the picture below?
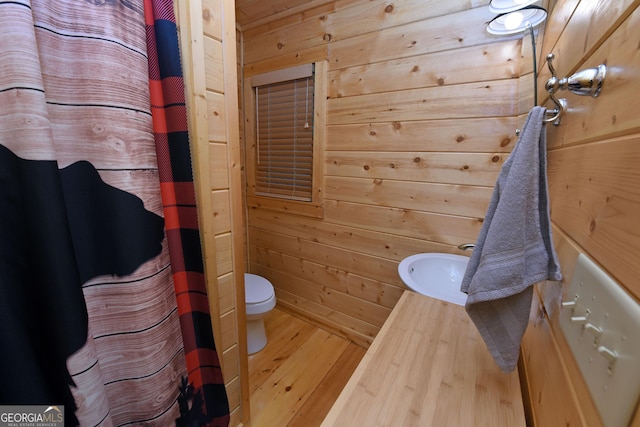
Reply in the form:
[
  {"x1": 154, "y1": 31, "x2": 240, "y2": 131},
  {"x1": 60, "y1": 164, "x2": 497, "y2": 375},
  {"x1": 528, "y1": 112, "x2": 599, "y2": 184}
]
[{"x1": 398, "y1": 253, "x2": 470, "y2": 305}]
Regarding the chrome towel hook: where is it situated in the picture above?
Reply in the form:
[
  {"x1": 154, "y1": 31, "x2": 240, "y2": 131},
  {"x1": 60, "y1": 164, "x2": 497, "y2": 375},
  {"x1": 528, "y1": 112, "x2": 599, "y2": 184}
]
[{"x1": 543, "y1": 53, "x2": 607, "y2": 126}]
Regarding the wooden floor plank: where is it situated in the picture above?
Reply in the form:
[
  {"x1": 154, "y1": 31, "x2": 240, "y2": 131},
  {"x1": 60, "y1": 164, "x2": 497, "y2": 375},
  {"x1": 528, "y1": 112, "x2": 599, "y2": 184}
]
[
  {"x1": 286, "y1": 342, "x2": 367, "y2": 427},
  {"x1": 248, "y1": 308, "x2": 366, "y2": 427},
  {"x1": 250, "y1": 330, "x2": 349, "y2": 426},
  {"x1": 248, "y1": 310, "x2": 317, "y2": 393}
]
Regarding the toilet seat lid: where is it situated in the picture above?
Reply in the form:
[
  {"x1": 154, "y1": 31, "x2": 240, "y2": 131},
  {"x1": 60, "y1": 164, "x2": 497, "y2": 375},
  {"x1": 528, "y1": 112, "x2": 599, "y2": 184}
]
[{"x1": 244, "y1": 273, "x2": 274, "y2": 304}]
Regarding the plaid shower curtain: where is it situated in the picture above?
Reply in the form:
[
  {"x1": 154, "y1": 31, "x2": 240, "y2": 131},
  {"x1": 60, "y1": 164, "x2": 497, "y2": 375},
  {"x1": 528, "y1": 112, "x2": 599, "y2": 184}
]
[{"x1": 145, "y1": 0, "x2": 230, "y2": 425}]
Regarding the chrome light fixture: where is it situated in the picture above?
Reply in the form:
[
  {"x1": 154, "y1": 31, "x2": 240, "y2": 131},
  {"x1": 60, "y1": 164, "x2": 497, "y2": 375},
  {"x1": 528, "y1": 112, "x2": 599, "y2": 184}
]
[{"x1": 487, "y1": 1, "x2": 547, "y2": 35}]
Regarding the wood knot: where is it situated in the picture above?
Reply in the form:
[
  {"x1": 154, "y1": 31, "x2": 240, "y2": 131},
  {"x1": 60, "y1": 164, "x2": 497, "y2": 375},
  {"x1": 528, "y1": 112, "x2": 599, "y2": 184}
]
[
  {"x1": 369, "y1": 130, "x2": 377, "y2": 136},
  {"x1": 363, "y1": 165, "x2": 370, "y2": 170},
  {"x1": 319, "y1": 15, "x2": 327, "y2": 21},
  {"x1": 392, "y1": 121, "x2": 401, "y2": 130},
  {"x1": 436, "y1": 78, "x2": 445, "y2": 86},
  {"x1": 590, "y1": 220, "x2": 596, "y2": 232},
  {"x1": 323, "y1": 33, "x2": 332, "y2": 42},
  {"x1": 285, "y1": 386, "x2": 292, "y2": 392},
  {"x1": 411, "y1": 65, "x2": 419, "y2": 73},
  {"x1": 461, "y1": 165, "x2": 469, "y2": 170},
  {"x1": 413, "y1": 157, "x2": 421, "y2": 163},
  {"x1": 277, "y1": 42, "x2": 284, "y2": 50},
  {"x1": 500, "y1": 137, "x2": 511, "y2": 147},
  {"x1": 456, "y1": 135, "x2": 465, "y2": 143},
  {"x1": 385, "y1": 4, "x2": 394, "y2": 13},
  {"x1": 492, "y1": 155, "x2": 500, "y2": 162},
  {"x1": 374, "y1": 178, "x2": 383, "y2": 185},
  {"x1": 202, "y1": 9, "x2": 211, "y2": 21}
]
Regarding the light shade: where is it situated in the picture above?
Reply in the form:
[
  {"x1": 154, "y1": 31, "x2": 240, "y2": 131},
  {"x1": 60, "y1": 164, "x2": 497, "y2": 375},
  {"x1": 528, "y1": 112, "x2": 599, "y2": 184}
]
[
  {"x1": 486, "y1": 6, "x2": 547, "y2": 35},
  {"x1": 489, "y1": 0, "x2": 539, "y2": 14}
]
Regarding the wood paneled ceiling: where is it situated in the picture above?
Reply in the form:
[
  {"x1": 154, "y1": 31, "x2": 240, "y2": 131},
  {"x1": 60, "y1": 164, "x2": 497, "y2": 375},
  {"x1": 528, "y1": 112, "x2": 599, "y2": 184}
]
[{"x1": 235, "y1": 0, "x2": 331, "y2": 28}]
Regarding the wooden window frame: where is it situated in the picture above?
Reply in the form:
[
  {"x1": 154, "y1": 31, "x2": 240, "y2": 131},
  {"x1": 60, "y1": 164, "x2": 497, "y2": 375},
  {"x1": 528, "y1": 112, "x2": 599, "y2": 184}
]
[{"x1": 244, "y1": 61, "x2": 326, "y2": 218}]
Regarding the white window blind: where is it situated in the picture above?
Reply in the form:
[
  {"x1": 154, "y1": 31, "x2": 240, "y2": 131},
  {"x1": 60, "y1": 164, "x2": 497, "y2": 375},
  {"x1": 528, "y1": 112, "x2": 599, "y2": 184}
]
[{"x1": 254, "y1": 66, "x2": 314, "y2": 201}]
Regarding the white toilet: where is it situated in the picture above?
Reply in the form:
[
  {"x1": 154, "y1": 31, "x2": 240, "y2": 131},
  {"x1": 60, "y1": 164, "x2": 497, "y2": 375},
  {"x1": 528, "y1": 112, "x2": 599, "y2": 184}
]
[{"x1": 244, "y1": 273, "x2": 276, "y2": 354}]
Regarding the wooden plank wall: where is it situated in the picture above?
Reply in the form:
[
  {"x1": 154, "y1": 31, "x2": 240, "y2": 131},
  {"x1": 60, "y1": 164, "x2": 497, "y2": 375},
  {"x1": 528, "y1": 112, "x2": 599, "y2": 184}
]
[
  {"x1": 240, "y1": 0, "x2": 525, "y2": 346},
  {"x1": 520, "y1": 0, "x2": 640, "y2": 425},
  {"x1": 176, "y1": 1, "x2": 249, "y2": 425}
]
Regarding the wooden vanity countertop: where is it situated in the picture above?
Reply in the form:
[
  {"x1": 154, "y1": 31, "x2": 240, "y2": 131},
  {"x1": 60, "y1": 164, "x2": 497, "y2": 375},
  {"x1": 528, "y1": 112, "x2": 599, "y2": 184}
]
[{"x1": 321, "y1": 291, "x2": 526, "y2": 426}]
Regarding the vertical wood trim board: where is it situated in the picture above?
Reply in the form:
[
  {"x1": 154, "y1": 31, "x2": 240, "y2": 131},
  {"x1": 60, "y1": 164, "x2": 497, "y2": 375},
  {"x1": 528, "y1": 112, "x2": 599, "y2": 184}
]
[
  {"x1": 179, "y1": 0, "x2": 249, "y2": 425},
  {"x1": 220, "y1": 0, "x2": 251, "y2": 423}
]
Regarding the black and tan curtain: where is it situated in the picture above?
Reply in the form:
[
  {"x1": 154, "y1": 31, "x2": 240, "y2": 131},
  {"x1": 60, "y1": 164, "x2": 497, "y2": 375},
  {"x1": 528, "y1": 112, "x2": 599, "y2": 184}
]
[{"x1": 0, "y1": 0, "x2": 229, "y2": 425}]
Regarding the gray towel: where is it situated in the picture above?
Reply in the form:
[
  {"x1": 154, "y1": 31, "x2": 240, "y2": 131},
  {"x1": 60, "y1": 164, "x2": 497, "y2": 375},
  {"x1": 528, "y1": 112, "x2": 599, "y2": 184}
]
[{"x1": 460, "y1": 106, "x2": 562, "y2": 372}]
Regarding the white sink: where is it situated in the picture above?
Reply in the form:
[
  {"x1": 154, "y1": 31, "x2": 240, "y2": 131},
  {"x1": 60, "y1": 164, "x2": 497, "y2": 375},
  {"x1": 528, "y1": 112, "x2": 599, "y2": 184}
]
[{"x1": 398, "y1": 253, "x2": 469, "y2": 305}]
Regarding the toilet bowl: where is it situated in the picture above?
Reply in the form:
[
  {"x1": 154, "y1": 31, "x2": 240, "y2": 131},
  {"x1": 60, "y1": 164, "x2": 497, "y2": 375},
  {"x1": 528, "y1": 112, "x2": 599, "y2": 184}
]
[{"x1": 244, "y1": 273, "x2": 276, "y2": 355}]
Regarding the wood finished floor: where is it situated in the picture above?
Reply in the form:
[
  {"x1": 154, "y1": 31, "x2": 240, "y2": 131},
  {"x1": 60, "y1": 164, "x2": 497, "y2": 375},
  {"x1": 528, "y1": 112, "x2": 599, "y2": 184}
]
[{"x1": 248, "y1": 308, "x2": 366, "y2": 427}]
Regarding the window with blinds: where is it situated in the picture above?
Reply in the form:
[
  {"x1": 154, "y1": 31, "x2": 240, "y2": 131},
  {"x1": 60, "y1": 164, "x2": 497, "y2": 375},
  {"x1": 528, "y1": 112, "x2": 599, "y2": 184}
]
[{"x1": 254, "y1": 66, "x2": 314, "y2": 201}]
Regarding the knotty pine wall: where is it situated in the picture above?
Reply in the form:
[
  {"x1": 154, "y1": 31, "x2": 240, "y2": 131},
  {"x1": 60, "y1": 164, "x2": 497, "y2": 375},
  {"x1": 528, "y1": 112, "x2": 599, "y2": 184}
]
[
  {"x1": 520, "y1": 0, "x2": 640, "y2": 425},
  {"x1": 175, "y1": 1, "x2": 249, "y2": 425},
  {"x1": 239, "y1": 0, "x2": 525, "y2": 346},
  {"x1": 173, "y1": 1, "x2": 640, "y2": 425}
]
